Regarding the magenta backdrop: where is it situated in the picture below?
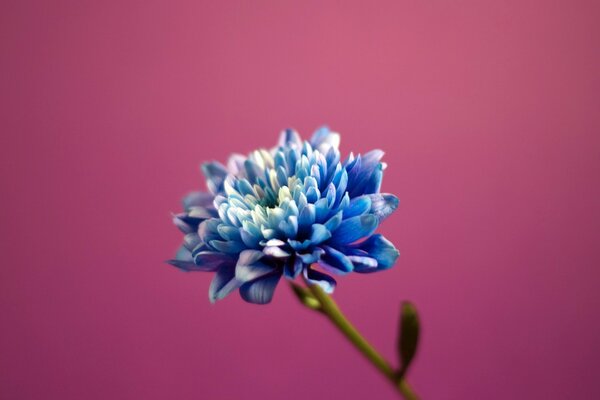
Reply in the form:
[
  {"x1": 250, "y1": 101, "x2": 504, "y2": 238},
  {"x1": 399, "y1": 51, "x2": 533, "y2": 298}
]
[{"x1": 2, "y1": 1, "x2": 600, "y2": 399}]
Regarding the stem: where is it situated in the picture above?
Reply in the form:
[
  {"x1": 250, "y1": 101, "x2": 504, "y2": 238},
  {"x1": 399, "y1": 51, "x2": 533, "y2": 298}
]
[{"x1": 299, "y1": 282, "x2": 420, "y2": 400}]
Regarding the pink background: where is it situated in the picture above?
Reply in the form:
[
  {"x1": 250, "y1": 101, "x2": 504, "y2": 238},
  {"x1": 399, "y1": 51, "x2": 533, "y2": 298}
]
[{"x1": 1, "y1": 1, "x2": 599, "y2": 399}]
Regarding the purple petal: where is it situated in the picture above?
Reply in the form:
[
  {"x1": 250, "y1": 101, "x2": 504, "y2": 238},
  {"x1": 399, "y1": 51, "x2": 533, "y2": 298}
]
[
  {"x1": 235, "y1": 250, "x2": 276, "y2": 283},
  {"x1": 201, "y1": 162, "x2": 228, "y2": 194},
  {"x1": 192, "y1": 251, "x2": 231, "y2": 271},
  {"x1": 208, "y1": 262, "x2": 239, "y2": 302},
  {"x1": 182, "y1": 191, "x2": 214, "y2": 210},
  {"x1": 239, "y1": 273, "x2": 281, "y2": 304}
]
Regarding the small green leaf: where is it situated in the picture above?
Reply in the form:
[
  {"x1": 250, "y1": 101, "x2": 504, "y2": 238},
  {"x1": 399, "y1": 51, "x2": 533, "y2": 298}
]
[
  {"x1": 397, "y1": 301, "x2": 420, "y2": 378},
  {"x1": 290, "y1": 282, "x2": 322, "y2": 311}
]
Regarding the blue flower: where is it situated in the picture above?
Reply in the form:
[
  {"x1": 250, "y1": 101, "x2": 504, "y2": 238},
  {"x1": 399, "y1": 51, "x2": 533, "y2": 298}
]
[{"x1": 169, "y1": 127, "x2": 400, "y2": 304}]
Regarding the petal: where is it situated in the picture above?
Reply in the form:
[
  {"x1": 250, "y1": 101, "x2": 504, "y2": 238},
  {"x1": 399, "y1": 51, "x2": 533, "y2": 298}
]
[
  {"x1": 314, "y1": 198, "x2": 330, "y2": 222},
  {"x1": 347, "y1": 255, "x2": 379, "y2": 273},
  {"x1": 298, "y1": 204, "x2": 316, "y2": 235},
  {"x1": 323, "y1": 211, "x2": 343, "y2": 232},
  {"x1": 175, "y1": 246, "x2": 193, "y2": 262},
  {"x1": 188, "y1": 206, "x2": 218, "y2": 220},
  {"x1": 298, "y1": 248, "x2": 325, "y2": 264},
  {"x1": 209, "y1": 239, "x2": 245, "y2": 254},
  {"x1": 363, "y1": 163, "x2": 383, "y2": 195},
  {"x1": 343, "y1": 196, "x2": 372, "y2": 218},
  {"x1": 217, "y1": 225, "x2": 242, "y2": 241},
  {"x1": 288, "y1": 239, "x2": 312, "y2": 251},
  {"x1": 227, "y1": 153, "x2": 246, "y2": 175},
  {"x1": 235, "y1": 250, "x2": 275, "y2": 283},
  {"x1": 201, "y1": 162, "x2": 228, "y2": 194},
  {"x1": 353, "y1": 234, "x2": 399, "y2": 271},
  {"x1": 347, "y1": 150, "x2": 385, "y2": 197},
  {"x1": 368, "y1": 193, "x2": 399, "y2": 221},
  {"x1": 263, "y1": 246, "x2": 291, "y2": 258},
  {"x1": 320, "y1": 245, "x2": 354, "y2": 274},
  {"x1": 192, "y1": 251, "x2": 232, "y2": 270},
  {"x1": 310, "y1": 224, "x2": 332, "y2": 245},
  {"x1": 310, "y1": 126, "x2": 340, "y2": 153},
  {"x1": 240, "y1": 228, "x2": 261, "y2": 249},
  {"x1": 303, "y1": 267, "x2": 336, "y2": 294},
  {"x1": 182, "y1": 191, "x2": 214, "y2": 210},
  {"x1": 284, "y1": 257, "x2": 304, "y2": 279},
  {"x1": 182, "y1": 232, "x2": 201, "y2": 251},
  {"x1": 330, "y1": 214, "x2": 378, "y2": 244},
  {"x1": 278, "y1": 128, "x2": 302, "y2": 149},
  {"x1": 172, "y1": 213, "x2": 196, "y2": 234},
  {"x1": 279, "y1": 216, "x2": 298, "y2": 238},
  {"x1": 208, "y1": 261, "x2": 239, "y2": 302},
  {"x1": 239, "y1": 273, "x2": 282, "y2": 304},
  {"x1": 198, "y1": 218, "x2": 222, "y2": 244}
]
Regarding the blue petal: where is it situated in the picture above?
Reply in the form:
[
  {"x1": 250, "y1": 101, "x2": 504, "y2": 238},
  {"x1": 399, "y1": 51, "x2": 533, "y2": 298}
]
[
  {"x1": 288, "y1": 239, "x2": 312, "y2": 251},
  {"x1": 284, "y1": 257, "x2": 303, "y2": 279},
  {"x1": 333, "y1": 167, "x2": 348, "y2": 204},
  {"x1": 368, "y1": 193, "x2": 399, "y2": 221},
  {"x1": 208, "y1": 261, "x2": 239, "y2": 302},
  {"x1": 310, "y1": 126, "x2": 340, "y2": 154},
  {"x1": 278, "y1": 128, "x2": 302, "y2": 149},
  {"x1": 321, "y1": 245, "x2": 353, "y2": 274},
  {"x1": 304, "y1": 267, "x2": 336, "y2": 294},
  {"x1": 244, "y1": 159, "x2": 262, "y2": 183},
  {"x1": 343, "y1": 196, "x2": 372, "y2": 218},
  {"x1": 310, "y1": 224, "x2": 332, "y2": 245},
  {"x1": 279, "y1": 216, "x2": 298, "y2": 238},
  {"x1": 240, "y1": 273, "x2": 281, "y2": 304},
  {"x1": 201, "y1": 162, "x2": 228, "y2": 194},
  {"x1": 240, "y1": 228, "x2": 261, "y2": 248},
  {"x1": 309, "y1": 126, "x2": 331, "y2": 147},
  {"x1": 353, "y1": 234, "x2": 399, "y2": 270},
  {"x1": 298, "y1": 204, "x2": 316, "y2": 235},
  {"x1": 324, "y1": 211, "x2": 343, "y2": 231},
  {"x1": 314, "y1": 198, "x2": 329, "y2": 222},
  {"x1": 346, "y1": 150, "x2": 384, "y2": 197},
  {"x1": 363, "y1": 163, "x2": 383, "y2": 195},
  {"x1": 237, "y1": 179, "x2": 256, "y2": 197},
  {"x1": 217, "y1": 225, "x2": 241, "y2": 241},
  {"x1": 330, "y1": 214, "x2": 378, "y2": 244},
  {"x1": 298, "y1": 248, "x2": 325, "y2": 264}
]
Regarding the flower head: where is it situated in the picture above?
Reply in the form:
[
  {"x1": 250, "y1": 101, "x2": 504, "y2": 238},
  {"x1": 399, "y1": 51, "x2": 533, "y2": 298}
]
[{"x1": 169, "y1": 127, "x2": 399, "y2": 304}]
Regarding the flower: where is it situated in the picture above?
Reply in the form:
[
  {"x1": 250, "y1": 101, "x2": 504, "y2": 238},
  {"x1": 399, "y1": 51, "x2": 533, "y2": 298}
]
[{"x1": 169, "y1": 127, "x2": 400, "y2": 304}]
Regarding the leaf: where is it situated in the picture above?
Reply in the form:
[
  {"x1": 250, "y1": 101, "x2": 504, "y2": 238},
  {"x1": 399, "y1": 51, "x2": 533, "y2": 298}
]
[
  {"x1": 289, "y1": 282, "x2": 322, "y2": 311},
  {"x1": 397, "y1": 301, "x2": 420, "y2": 378}
]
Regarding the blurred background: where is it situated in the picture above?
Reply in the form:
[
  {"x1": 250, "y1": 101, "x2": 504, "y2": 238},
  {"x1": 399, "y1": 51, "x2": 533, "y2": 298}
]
[{"x1": 1, "y1": 1, "x2": 599, "y2": 399}]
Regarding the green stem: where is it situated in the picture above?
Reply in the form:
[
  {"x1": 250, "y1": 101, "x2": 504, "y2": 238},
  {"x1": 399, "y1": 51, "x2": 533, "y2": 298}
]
[{"x1": 298, "y1": 282, "x2": 420, "y2": 400}]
